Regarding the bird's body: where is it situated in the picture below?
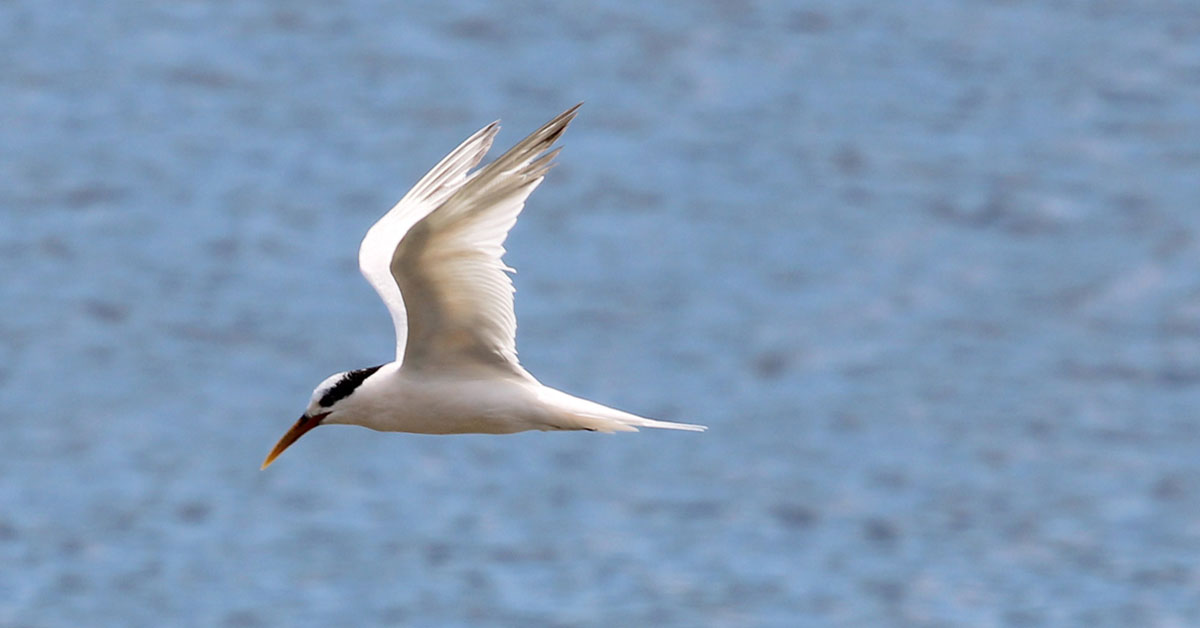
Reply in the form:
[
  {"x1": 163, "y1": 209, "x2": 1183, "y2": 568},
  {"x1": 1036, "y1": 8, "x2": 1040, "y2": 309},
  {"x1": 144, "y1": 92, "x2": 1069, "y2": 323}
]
[
  {"x1": 322, "y1": 364, "x2": 692, "y2": 435},
  {"x1": 263, "y1": 105, "x2": 704, "y2": 469},
  {"x1": 324, "y1": 365, "x2": 545, "y2": 435}
]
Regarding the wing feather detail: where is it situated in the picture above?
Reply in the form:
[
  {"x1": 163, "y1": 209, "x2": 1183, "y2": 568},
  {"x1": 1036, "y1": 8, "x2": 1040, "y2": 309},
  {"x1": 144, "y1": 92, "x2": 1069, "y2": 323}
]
[
  {"x1": 390, "y1": 104, "x2": 582, "y2": 375},
  {"x1": 357, "y1": 122, "x2": 500, "y2": 360}
]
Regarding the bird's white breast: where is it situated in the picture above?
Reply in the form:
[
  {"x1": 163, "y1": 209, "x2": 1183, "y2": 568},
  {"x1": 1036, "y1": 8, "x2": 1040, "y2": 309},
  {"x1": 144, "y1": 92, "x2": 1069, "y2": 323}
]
[{"x1": 331, "y1": 364, "x2": 553, "y2": 435}]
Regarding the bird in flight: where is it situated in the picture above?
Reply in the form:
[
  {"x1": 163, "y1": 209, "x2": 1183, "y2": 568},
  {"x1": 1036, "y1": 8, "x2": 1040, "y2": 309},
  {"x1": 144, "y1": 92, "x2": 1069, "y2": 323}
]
[{"x1": 262, "y1": 105, "x2": 705, "y2": 469}]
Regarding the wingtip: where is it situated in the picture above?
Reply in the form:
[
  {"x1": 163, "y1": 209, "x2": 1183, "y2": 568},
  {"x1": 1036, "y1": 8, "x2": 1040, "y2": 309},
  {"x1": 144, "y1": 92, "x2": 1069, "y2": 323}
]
[
  {"x1": 560, "y1": 102, "x2": 584, "y2": 124},
  {"x1": 478, "y1": 120, "x2": 502, "y2": 143},
  {"x1": 540, "y1": 104, "x2": 582, "y2": 146},
  {"x1": 544, "y1": 103, "x2": 583, "y2": 132}
]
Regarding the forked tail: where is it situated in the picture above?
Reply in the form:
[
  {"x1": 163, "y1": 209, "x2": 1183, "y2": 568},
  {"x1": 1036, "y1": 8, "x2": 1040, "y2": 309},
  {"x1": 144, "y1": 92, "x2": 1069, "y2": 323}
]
[{"x1": 537, "y1": 387, "x2": 707, "y2": 433}]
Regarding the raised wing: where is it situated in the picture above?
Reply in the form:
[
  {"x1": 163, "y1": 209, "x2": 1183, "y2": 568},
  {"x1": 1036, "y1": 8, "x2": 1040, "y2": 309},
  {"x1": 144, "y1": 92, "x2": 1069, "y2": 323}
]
[
  {"x1": 390, "y1": 104, "x2": 582, "y2": 376},
  {"x1": 358, "y1": 121, "x2": 500, "y2": 361}
]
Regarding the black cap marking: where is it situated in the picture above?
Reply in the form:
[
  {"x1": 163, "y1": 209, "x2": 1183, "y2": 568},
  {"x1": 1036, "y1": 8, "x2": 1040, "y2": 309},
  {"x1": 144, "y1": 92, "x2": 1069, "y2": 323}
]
[{"x1": 318, "y1": 365, "x2": 383, "y2": 408}]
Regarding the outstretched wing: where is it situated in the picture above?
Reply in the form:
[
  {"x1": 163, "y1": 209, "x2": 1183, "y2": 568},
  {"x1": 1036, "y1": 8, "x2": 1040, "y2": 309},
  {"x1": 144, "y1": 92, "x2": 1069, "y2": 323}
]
[
  {"x1": 358, "y1": 121, "x2": 500, "y2": 361},
  {"x1": 390, "y1": 104, "x2": 581, "y2": 376}
]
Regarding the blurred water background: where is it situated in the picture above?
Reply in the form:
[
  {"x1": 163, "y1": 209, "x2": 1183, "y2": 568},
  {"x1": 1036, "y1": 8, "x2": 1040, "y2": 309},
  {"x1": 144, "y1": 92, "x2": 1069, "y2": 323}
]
[{"x1": 3, "y1": 1, "x2": 1200, "y2": 626}]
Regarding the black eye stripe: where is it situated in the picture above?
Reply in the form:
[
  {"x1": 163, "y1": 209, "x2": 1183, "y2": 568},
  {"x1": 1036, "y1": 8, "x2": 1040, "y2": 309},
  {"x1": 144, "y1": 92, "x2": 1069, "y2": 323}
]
[{"x1": 318, "y1": 365, "x2": 383, "y2": 407}]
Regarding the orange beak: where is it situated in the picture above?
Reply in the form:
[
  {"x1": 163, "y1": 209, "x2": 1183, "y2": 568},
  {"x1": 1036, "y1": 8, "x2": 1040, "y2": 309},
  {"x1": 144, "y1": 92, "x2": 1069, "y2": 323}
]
[{"x1": 261, "y1": 412, "x2": 328, "y2": 469}]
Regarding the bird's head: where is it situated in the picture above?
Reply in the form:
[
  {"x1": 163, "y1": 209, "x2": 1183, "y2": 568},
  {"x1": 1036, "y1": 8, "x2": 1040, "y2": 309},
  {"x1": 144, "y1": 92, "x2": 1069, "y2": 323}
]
[{"x1": 261, "y1": 365, "x2": 384, "y2": 469}]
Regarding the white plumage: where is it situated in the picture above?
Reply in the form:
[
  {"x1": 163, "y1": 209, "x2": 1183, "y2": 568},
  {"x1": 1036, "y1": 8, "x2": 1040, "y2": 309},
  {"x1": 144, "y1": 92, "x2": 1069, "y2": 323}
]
[{"x1": 263, "y1": 105, "x2": 705, "y2": 469}]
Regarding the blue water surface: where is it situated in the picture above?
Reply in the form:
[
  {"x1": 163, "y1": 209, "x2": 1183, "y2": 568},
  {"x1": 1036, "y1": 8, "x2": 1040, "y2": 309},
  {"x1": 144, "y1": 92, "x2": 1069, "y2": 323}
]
[{"x1": 3, "y1": 1, "x2": 1200, "y2": 626}]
